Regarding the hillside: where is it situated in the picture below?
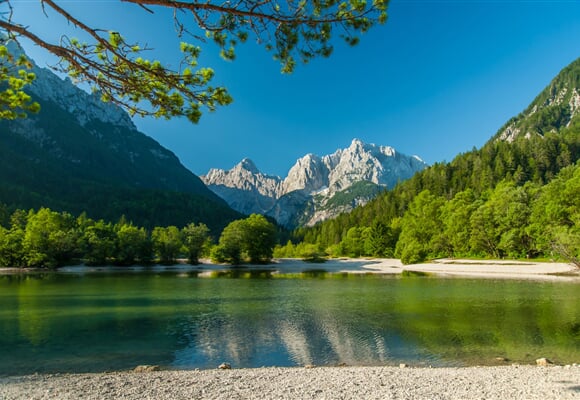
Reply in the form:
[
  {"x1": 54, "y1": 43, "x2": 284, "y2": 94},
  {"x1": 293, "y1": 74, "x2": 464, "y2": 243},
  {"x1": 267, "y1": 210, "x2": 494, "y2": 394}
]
[
  {"x1": 292, "y1": 57, "x2": 580, "y2": 264},
  {"x1": 0, "y1": 42, "x2": 241, "y2": 232}
]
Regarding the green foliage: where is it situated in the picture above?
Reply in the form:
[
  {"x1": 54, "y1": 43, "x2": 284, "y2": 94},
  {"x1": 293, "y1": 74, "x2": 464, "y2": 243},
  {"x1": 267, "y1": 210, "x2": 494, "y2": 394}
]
[
  {"x1": 395, "y1": 190, "x2": 445, "y2": 264},
  {"x1": 529, "y1": 164, "x2": 580, "y2": 266},
  {"x1": 243, "y1": 214, "x2": 277, "y2": 263},
  {"x1": 1, "y1": 0, "x2": 388, "y2": 121},
  {"x1": 364, "y1": 221, "x2": 398, "y2": 257},
  {"x1": 323, "y1": 181, "x2": 383, "y2": 210},
  {"x1": 151, "y1": 226, "x2": 182, "y2": 265},
  {"x1": 182, "y1": 223, "x2": 210, "y2": 265},
  {"x1": 81, "y1": 219, "x2": 116, "y2": 265},
  {"x1": 212, "y1": 214, "x2": 277, "y2": 264},
  {"x1": 0, "y1": 44, "x2": 39, "y2": 119},
  {"x1": 293, "y1": 66, "x2": 580, "y2": 264},
  {"x1": 114, "y1": 222, "x2": 152, "y2": 266},
  {"x1": 0, "y1": 203, "x2": 241, "y2": 267},
  {"x1": 441, "y1": 189, "x2": 479, "y2": 257},
  {"x1": 0, "y1": 219, "x2": 25, "y2": 267},
  {"x1": 469, "y1": 182, "x2": 536, "y2": 259},
  {"x1": 0, "y1": 97, "x2": 244, "y2": 233},
  {"x1": 22, "y1": 208, "x2": 80, "y2": 268}
]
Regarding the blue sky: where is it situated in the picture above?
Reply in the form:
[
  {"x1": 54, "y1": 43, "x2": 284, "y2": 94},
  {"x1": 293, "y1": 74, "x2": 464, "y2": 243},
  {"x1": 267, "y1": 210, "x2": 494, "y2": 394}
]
[{"x1": 9, "y1": 0, "x2": 580, "y2": 177}]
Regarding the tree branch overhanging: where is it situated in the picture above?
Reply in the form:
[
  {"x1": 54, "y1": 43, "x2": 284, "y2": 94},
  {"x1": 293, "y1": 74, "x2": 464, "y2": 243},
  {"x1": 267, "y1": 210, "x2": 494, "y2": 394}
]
[{"x1": 1, "y1": 0, "x2": 389, "y2": 121}]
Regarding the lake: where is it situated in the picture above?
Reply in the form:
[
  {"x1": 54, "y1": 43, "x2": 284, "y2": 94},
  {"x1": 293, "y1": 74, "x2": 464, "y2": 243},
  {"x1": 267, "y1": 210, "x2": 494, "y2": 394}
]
[{"x1": 0, "y1": 270, "x2": 578, "y2": 375}]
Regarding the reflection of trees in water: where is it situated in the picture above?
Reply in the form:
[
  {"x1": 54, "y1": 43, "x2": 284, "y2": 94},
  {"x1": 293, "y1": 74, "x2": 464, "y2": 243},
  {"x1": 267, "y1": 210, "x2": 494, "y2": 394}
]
[
  {"x1": 17, "y1": 277, "x2": 51, "y2": 346},
  {"x1": 3, "y1": 274, "x2": 580, "y2": 372}
]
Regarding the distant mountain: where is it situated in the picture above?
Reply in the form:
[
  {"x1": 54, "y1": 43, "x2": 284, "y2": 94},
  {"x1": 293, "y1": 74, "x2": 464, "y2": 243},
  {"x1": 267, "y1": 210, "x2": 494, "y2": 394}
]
[
  {"x1": 201, "y1": 139, "x2": 427, "y2": 228},
  {"x1": 0, "y1": 41, "x2": 241, "y2": 231},
  {"x1": 203, "y1": 158, "x2": 284, "y2": 215}
]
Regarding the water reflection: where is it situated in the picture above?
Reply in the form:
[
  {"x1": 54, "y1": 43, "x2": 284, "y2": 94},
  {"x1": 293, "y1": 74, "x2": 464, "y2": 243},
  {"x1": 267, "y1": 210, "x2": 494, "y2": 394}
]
[
  {"x1": 0, "y1": 272, "x2": 578, "y2": 375},
  {"x1": 171, "y1": 305, "x2": 421, "y2": 368}
]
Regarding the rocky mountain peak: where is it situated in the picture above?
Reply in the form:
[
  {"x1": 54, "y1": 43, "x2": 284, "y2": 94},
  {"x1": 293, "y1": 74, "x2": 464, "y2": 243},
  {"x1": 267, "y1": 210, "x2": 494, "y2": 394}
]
[
  {"x1": 284, "y1": 153, "x2": 330, "y2": 194},
  {"x1": 201, "y1": 160, "x2": 284, "y2": 215},
  {"x1": 237, "y1": 158, "x2": 260, "y2": 174},
  {"x1": 202, "y1": 139, "x2": 428, "y2": 227}
]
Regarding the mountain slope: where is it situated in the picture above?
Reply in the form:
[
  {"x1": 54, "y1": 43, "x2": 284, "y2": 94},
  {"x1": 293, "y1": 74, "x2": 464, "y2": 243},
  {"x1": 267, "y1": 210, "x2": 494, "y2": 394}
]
[
  {"x1": 0, "y1": 42, "x2": 241, "y2": 231},
  {"x1": 202, "y1": 139, "x2": 427, "y2": 228},
  {"x1": 498, "y1": 57, "x2": 580, "y2": 142},
  {"x1": 203, "y1": 158, "x2": 284, "y2": 215},
  {"x1": 299, "y1": 56, "x2": 580, "y2": 248}
]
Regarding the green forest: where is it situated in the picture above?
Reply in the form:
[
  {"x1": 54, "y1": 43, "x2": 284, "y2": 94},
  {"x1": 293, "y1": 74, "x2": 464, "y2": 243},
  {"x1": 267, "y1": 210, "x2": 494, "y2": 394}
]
[
  {"x1": 1, "y1": 119, "x2": 578, "y2": 269},
  {"x1": 283, "y1": 129, "x2": 580, "y2": 266},
  {"x1": 0, "y1": 208, "x2": 277, "y2": 268},
  {"x1": 1, "y1": 56, "x2": 579, "y2": 269},
  {"x1": 278, "y1": 59, "x2": 580, "y2": 266}
]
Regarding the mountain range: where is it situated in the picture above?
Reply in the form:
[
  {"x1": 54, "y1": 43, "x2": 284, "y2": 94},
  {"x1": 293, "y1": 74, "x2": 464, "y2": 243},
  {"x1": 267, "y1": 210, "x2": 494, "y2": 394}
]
[
  {"x1": 4, "y1": 39, "x2": 577, "y2": 236},
  {"x1": 0, "y1": 41, "x2": 241, "y2": 232},
  {"x1": 202, "y1": 139, "x2": 427, "y2": 228}
]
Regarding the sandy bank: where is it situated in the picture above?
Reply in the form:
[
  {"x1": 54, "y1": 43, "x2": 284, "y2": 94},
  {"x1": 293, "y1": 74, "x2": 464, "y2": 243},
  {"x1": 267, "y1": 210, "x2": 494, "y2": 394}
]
[
  {"x1": 261, "y1": 258, "x2": 579, "y2": 281},
  {"x1": 366, "y1": 258, "x2": 579, "y2": 281},
  {"x1": 4, "y1": 258, "x2": 578, "y2": 281},
  {"x1": 1, "y1": 365, "x2": 579, "y2": 400}
]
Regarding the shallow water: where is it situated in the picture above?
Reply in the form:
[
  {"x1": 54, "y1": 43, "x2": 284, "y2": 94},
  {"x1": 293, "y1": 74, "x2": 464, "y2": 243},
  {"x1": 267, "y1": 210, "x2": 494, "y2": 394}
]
[{"x1": 0, "y1": 271, "x2": 578, "y2": 375}]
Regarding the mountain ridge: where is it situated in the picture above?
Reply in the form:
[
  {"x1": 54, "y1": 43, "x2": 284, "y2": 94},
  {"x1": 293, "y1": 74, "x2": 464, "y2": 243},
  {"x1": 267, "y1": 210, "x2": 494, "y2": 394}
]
[
  {"x1": 498, "y1": 57, "x2": 580, "y2": 142},
  {"x1": 0, "y1": 41, "x2": 241, "y2": 231},
  {"x1": 201, "y1": 138, "x2": 427, "y2": 227}
]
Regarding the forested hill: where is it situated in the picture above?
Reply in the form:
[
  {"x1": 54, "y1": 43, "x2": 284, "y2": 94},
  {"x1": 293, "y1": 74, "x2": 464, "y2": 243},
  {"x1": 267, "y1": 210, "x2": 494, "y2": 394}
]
[
  {"x1": 497, "y1": 56, "x2": 580, "y2": 142},
  {"x1": 0, "y1": 43, "x2": 242, "y2": 232},
  {"x1": 292, "y1": 57, "x2": 580, "y2": 264}
]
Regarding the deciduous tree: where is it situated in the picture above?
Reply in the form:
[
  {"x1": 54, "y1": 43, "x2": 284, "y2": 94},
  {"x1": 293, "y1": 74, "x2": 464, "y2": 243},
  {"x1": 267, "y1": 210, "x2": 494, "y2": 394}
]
[
  {"x1": 182, "y1": 222, "x2": 209, "y2": 264},
  {"x1": 152, "y1": 225, "x2": 183, "y2": 264}
]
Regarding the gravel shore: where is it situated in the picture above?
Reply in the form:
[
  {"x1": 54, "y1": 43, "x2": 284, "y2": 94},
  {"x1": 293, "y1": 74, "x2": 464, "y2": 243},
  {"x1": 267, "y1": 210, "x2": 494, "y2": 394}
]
[{"x1": 1, "y1": 365, "x2": 579, "y2": 400}]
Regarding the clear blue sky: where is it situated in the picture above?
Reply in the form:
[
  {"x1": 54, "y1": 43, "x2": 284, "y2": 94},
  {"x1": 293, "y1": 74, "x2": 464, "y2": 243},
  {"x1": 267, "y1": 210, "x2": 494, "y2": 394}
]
[{"x1": 9, "y1": 0, "x2": 580, "y2": 177}]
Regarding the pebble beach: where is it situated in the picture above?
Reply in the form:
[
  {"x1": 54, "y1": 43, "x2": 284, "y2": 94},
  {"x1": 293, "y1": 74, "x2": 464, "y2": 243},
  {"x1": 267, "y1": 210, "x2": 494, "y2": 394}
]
[{"x1": 1, "y1": 365, "x2": 579, "y2": 400}]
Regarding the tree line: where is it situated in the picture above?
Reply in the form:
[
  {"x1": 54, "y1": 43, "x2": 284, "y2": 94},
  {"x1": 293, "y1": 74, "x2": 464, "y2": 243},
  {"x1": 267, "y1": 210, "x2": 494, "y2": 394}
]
[
  {"x1": 281, "y1": 163, "x2": 579, "y2": 265},
  {"x1": 0, "y1": 208, "x2": 277, "y2": 268},
  {"x1": 287, "y1": 130, "x2": 580, "y2": 266}
]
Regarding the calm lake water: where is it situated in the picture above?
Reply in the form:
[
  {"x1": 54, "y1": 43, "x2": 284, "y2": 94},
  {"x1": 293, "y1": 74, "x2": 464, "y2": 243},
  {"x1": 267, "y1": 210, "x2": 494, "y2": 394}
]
[{"x1": 0, "y1": 270, "x2": 578, "y2": 375}]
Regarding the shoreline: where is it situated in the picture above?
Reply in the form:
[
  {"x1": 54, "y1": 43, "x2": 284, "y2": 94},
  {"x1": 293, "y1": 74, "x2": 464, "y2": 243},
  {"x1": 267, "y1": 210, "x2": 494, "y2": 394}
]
[
  {"x1": 1, "y1": 365, "x2": 579, "y2": 399},
  {"x1": 1, "y1": 258, "x2": 578, "y2": 281}
]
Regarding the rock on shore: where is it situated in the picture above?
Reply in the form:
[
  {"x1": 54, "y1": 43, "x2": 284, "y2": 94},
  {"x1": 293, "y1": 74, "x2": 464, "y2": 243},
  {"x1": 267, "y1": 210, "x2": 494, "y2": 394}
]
[{"x1": 1, "y1": 365, "x2": 579, "y2": 400}]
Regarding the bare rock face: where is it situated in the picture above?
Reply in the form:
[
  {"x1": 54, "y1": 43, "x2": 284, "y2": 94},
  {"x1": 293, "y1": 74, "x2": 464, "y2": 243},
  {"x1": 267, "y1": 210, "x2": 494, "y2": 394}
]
[
  {"x1": 203, "y1": 158, "x2": 284, "y2": 199},
  {"x1": 323, "y1": 139, "x2": 426, "y2": 194},
  {"x1": 6, "y1": 40, "x2": 136, "y2": 131},
  {"x1": 283, "y1": 154, "x2": 330, "y2": 194},
  {"x1": 202, "y1": 139, "x2": 427, "y2": 228},
  {"x1": 201, "y1": 159, "x2": 284, "y2": 215}
]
